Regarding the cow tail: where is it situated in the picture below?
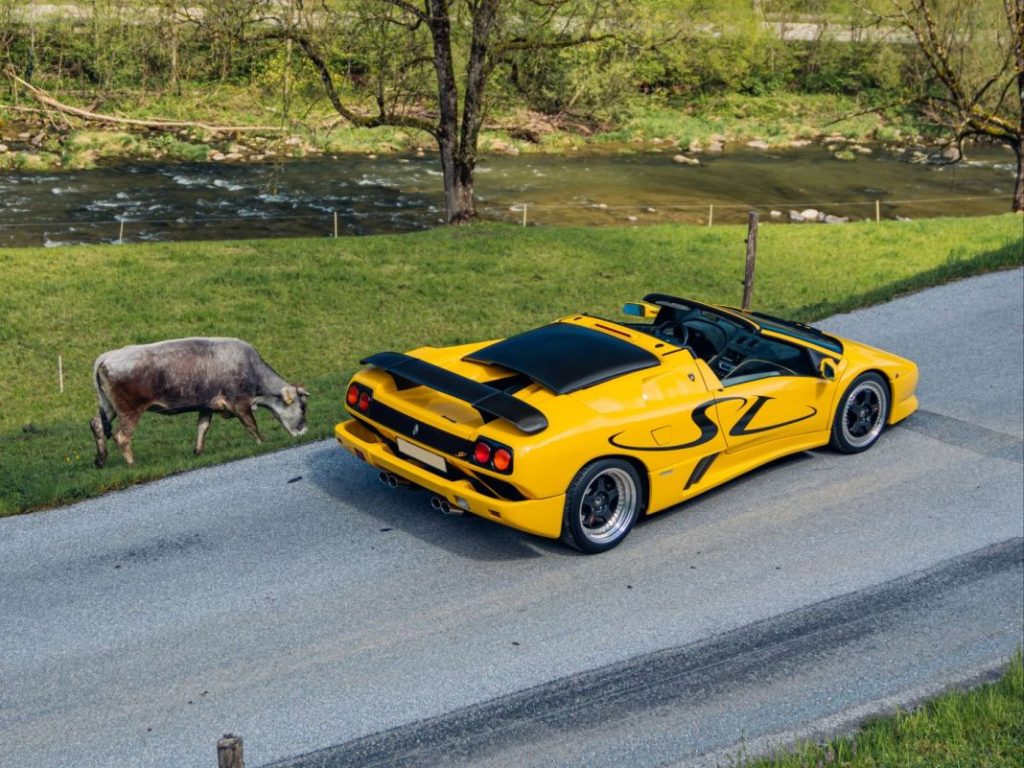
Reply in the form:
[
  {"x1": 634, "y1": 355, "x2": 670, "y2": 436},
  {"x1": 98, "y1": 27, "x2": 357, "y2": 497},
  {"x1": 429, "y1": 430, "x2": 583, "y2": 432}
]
[{"x1": 93, "y1": 357, "x2": 114, "y2": 438}]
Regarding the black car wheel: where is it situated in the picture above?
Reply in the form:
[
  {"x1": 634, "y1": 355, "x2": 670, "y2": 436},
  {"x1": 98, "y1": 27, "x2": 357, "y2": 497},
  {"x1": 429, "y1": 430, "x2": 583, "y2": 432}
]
[
  {"x1": 562, "y1": 459, "x2": 642, "y2": 553},
  {"x1": 830, "y1": 372, "x2": 890, "y2": 453}
]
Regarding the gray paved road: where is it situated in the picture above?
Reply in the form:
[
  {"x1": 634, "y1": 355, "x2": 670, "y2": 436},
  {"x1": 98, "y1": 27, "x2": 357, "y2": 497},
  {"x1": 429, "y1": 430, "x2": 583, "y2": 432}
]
[{"x1": 1, "y1": 269, "x2": 1022, "y2": 768}]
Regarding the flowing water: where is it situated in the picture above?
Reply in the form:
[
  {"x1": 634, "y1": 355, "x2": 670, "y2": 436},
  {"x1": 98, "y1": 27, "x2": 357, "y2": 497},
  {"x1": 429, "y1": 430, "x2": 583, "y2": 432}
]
[{"x1": 0, "y1": 143, "x2": 1016, "y2": 247}]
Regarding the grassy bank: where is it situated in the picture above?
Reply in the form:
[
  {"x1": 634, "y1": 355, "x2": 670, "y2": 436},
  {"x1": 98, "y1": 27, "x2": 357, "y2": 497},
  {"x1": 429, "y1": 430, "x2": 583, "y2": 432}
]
[
  {"x1": 0, "y1": 89, "x2": 927, "y2": 170},
  {"x1": 743, "y1": 652, "x2": 1024, "y2": 767},
  {"x1": 0, "y1": 215, "x2": 1020, "y2": 516}
]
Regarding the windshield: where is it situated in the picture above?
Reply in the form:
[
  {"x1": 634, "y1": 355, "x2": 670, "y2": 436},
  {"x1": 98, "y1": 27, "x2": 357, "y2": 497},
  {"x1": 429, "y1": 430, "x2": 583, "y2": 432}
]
[{"x1": 747, "y1": 312, "x2": 843, "y2": 354}]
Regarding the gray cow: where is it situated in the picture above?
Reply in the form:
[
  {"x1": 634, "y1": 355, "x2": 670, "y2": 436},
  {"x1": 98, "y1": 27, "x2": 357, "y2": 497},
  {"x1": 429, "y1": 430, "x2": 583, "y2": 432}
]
[{"x1": 91, "y1": 337, "x2": 308, "y2": 467}]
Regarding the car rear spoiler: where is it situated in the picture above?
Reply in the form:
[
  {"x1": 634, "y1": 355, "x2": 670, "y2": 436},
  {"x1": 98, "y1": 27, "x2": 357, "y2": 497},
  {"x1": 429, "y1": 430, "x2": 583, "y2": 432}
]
[{"x1": 361, "y1": 351, "x2": 548, "y2": 435}]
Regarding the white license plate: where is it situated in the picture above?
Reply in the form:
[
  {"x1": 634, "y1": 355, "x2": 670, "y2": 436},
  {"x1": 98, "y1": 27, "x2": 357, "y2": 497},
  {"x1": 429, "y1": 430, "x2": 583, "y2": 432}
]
[{"x1": 396, "y1": 437, "x2": 447, "y2": 472}]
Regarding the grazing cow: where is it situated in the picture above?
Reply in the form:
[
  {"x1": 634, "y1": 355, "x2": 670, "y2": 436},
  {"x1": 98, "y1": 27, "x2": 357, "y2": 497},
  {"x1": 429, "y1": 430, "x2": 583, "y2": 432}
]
[{"x1": 91, "y1": 337, "x2": 309, "y2": 467}]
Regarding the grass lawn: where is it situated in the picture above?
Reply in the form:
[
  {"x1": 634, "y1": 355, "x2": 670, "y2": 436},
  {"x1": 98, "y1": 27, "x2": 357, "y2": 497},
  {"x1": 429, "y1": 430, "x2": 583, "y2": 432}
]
[
  {"x1": 0, "y1": 215, "x2": 1021, "y2": 516},
  {"x1": 743, "y1": 652, "x2": 1024, "y2": 767}
]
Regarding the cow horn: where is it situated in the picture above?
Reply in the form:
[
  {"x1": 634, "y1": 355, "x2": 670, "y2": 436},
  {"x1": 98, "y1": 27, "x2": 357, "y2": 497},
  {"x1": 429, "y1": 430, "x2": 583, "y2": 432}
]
[
  {"x1": 297, "y1": 386, "x2": 310, "y2": 397},
  {"x1": 281, "y1": 385, "x2": 296, "y2": 406}
]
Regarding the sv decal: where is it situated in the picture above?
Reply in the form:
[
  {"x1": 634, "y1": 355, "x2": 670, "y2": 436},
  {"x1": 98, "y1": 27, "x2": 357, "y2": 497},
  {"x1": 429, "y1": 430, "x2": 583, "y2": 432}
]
[
  {"x1": 608, "y1": 395, "x2": 817, "y2": 452},
  {"x1": 730, "y1": 395, "x2": 817, "y2": 436}
]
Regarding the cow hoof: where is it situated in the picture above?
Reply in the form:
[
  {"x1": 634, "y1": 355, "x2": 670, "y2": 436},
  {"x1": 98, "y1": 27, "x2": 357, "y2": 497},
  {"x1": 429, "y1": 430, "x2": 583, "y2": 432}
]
[{"x1": 94, "y1": 456, "x2": 106, "y2": 469}]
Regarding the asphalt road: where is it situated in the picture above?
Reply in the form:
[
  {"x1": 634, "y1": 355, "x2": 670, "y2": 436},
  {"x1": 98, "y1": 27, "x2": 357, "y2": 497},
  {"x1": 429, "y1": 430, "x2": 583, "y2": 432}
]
[{"x1": 2, "y1": 269, "x2": 1022, "y2": 768}]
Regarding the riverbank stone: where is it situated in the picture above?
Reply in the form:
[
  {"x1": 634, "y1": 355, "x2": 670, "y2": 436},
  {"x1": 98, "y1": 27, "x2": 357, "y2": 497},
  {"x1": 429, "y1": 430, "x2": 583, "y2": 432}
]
[{"x1": 672, "y1": 154, "x2": 700, "y2": 166}]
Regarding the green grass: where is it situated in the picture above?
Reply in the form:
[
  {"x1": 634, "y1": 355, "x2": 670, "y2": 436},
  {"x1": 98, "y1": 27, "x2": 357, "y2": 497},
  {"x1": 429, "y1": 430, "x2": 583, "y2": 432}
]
[
  {"x1": 592, "y1": 93, "x2": 920, "y2": 149},
  {"x1": 741, "y1": 652, "x2": 1024, "y2": 767},
  {"x1": 0, "y1": 215, "x2": 1020, "y2": 516}
]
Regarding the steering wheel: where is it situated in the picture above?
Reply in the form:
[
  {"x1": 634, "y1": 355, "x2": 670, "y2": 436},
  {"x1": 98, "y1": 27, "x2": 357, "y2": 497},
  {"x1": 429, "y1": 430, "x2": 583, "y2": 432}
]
[{"x1": 654, "y1": 320, "x2": 689, "y2": 347}]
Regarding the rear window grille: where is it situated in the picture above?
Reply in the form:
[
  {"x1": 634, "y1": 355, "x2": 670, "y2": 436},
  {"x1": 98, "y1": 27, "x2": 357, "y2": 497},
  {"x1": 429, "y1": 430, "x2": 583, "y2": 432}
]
[{"x1": 366, "y1": 400, "x2": 475, "y2": 459}]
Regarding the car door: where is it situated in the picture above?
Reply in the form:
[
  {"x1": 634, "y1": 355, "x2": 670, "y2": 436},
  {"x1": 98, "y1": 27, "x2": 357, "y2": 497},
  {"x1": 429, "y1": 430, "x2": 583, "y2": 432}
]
[{"x1": 711, "y1": 335, "x2": 836, "y2": 453}]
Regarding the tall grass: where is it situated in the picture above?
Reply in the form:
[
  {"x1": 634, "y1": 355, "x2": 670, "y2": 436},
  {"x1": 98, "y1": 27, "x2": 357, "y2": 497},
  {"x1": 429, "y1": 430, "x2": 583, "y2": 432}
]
[
  {"x1": 0, "y1": 215, "x2": 1020, "y2": 515},
  {"x1": 743, "y1": 652, "x2": 1024, "y2": 767}
]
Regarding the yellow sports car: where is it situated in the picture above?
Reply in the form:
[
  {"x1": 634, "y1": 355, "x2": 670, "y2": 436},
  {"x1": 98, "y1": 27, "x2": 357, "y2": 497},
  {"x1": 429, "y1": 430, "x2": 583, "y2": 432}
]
[{"x1": 335, "y1": 294, "x2": 918, "y2": 553}]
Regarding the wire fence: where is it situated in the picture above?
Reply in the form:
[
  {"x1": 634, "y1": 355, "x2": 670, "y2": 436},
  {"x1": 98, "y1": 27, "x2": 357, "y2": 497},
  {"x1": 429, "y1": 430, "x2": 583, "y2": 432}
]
[{"x1": 0, "y1": 192, "x2": 1010, "y2": 247}]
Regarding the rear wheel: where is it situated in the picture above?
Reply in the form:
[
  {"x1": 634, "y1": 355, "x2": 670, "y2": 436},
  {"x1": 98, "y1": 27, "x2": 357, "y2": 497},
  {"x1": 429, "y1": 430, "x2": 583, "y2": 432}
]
[
  {"x1": 830, "y1": 372, "x2": 889, "y2": 453},
  {"x1": 561, "y1": 459, "x2": 642, "y2": 554}
]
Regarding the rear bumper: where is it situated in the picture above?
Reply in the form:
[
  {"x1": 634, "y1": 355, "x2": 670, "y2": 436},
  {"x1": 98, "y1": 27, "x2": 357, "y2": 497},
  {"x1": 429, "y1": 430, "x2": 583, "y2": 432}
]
[{"x1": 334, "y1": 419, "x2": 565, "y2": 539}]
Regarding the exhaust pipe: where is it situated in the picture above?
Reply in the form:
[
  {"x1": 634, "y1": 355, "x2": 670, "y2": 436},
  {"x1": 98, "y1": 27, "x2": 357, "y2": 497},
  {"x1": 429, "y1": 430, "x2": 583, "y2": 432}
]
[
  {"x1": 430, "y1": 496, "x2": 463, "y2": 516},
  {"x1": 379, "y1": 472, "x2": 407, "y2": 488}
]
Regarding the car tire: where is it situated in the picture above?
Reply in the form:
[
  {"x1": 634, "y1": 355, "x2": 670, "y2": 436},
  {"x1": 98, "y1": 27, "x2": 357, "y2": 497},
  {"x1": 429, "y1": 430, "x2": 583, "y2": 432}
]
[
  {"x1": 561, "y1": 458, "x2": 642, "y2": 554},
  {"x1": 830, "y1": 372, "x2": 890, "y2": 454}
]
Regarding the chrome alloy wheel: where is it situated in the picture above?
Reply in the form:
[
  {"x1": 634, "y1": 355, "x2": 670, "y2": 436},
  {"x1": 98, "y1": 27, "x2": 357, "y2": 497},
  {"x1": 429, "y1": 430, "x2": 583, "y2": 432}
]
[
  {"x1": 841, "y1": 379, "x2": 887, "y2": 449},
  {"x1": 577, "y1": 467, "x2": 638, "y2": 545}
]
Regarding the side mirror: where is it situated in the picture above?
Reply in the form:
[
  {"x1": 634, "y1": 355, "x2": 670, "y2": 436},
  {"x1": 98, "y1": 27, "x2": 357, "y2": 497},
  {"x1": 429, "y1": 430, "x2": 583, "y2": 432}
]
[
  {"x1": 623, "y1": 302, "x2": 659, "y2": 319},
  {"x1": 818, "y1": 358, "x2": 838, "y2": 381}
]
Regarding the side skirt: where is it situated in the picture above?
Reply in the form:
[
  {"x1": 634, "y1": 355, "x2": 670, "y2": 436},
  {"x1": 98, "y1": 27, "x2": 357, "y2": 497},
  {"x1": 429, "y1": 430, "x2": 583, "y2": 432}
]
[{"x1": 645, "y1": 432, "x2": 831, "y2": 516}]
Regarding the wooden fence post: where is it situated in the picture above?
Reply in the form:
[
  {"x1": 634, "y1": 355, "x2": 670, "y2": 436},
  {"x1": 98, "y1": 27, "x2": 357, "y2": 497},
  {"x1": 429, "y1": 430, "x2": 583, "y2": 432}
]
[
  {"x1": 217, "y1": 734, "x2": 244, "y2": 768},
  {"x1": 742, "y1": 210, "x2": 758, "y2": 311}
]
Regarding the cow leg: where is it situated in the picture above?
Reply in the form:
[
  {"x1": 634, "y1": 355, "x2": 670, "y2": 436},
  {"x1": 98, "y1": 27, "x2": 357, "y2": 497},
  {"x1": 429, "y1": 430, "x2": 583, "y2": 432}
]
[
  {"x1": 91, "y1": 414, "x2": 108, "y2": 468},
  {"x1": 235, "y1": 405, "x2": 263, "y2": 444},
  {"x1": 195, "y1": 411, "x2": 213, "y2": 455},
  {"x1": 92, "y1": 389, "x2": 117, "y2": 469},
  {"x1": 113, "y1": 411, "x2": 141, "y2": 467}
]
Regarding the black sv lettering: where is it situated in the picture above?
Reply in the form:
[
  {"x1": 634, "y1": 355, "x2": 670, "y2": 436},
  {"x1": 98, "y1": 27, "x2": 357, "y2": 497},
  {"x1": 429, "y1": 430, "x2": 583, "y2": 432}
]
[{"x1": 607, "y1": 395, "x2": 818, "y2": 452}]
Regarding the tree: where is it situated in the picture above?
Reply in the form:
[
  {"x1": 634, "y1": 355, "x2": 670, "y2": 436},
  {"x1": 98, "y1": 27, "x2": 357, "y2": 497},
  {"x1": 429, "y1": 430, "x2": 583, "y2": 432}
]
[
  {"x1": 884, "y1": 0, "x2": 1024, "y2": 212},
  {"x1": 258, "y1": 1, "x2": 664, "y2": 223}
]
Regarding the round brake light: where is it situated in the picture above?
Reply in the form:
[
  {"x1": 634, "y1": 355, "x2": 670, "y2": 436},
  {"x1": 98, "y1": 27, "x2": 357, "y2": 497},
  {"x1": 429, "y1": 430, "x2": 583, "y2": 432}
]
[
  {"x1": 473, "y1": 441, "x2": 492, "y2": 465},
  {"x1": 346, "y1": 384, "x2": 359, "y2": 406},
  {"x1": 357, "y1": 392, "x2": 371, "y2": 412},
  {"x1": 492, "y1": 448, "x2": 512, "y2": 472}
]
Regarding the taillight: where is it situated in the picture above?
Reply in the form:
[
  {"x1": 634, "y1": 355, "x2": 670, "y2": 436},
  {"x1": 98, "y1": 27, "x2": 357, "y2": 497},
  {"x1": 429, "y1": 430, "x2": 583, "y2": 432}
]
[
  {"x1": 492, "y1": 448, "x2": 512, "y2": 472},
  {"x1": 473, "y1": 441, "x2": 492, "y2": 465},
  {"x1": 346, "y1": 382, "x2": 373, "y2": 413},
  {"x1": 471, "y1": 438, "x2": 513, "y2": 473}
]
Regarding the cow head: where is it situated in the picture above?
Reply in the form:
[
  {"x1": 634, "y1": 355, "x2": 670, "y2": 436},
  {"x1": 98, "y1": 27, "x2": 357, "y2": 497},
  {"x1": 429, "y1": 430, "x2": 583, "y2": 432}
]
[{"x1": 276, "y1": 385, "x2": 310, "y2": 436}]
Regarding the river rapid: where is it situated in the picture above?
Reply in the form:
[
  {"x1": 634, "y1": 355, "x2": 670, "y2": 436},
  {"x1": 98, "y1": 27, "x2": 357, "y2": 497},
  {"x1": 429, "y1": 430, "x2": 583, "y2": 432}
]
[{"x1": 0, "y1": 143, "x2": 1015, "y2": 247}]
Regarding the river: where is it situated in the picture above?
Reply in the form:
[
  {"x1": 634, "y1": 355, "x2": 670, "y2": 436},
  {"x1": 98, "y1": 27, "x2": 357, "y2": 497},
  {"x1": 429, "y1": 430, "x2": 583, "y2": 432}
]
[{"x1": 0, "y1": 143, "x2": 1015, "y2": 247}]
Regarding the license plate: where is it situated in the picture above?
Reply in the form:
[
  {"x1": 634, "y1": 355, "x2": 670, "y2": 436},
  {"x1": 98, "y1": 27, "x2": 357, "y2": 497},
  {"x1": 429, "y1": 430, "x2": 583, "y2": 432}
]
[{"x1": 396, "y1": 437, "x2": 447, "y2": 472}]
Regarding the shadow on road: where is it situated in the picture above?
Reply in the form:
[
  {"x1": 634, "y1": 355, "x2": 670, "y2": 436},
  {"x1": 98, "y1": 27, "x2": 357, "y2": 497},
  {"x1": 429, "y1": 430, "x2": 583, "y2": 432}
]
[
  {"x1": 303, "y1": 431, "x2": 826, "y2": 560},
  {"x1": 303, "y1": 440, "x2": 561, "y2": 562}
]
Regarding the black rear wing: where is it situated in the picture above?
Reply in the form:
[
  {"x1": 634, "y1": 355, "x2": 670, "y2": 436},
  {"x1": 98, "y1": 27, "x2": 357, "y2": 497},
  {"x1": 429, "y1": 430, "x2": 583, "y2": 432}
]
[{"x1": 361, "y1": 352, "x2": 548, "y2": 435}]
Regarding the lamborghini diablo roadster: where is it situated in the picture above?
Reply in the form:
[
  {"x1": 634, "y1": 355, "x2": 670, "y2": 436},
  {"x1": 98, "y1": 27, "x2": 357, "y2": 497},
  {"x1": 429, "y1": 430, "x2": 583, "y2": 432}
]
[{"x1": 335, "y1": 294, "x2": 918, "y2": 553}]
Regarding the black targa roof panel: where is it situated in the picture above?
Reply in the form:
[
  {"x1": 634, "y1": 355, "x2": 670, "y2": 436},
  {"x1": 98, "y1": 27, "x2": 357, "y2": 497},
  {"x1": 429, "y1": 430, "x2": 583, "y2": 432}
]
[{"x1": 464, "y1": 323, "x2": 659, "y2": 395}]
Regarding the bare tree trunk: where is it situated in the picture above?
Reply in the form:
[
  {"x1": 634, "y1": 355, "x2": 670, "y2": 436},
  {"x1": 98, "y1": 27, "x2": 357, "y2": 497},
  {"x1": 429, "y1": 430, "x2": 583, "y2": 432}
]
[
  {"x1": 1014, "y1": 142, "x2": 1023, "y2": 212},
  {"x1": 448, "y1": 0, "x2": 499, "y2": 224},
  {"x1": 427, "y1": 0, "x2": 475, "y2": 223},
  {"x1": 1010, "y1": 0, "x2": 1023, "y2": 211},
  {"x1": 169, "y1": 14, "x2": 180, "y2": 92}
]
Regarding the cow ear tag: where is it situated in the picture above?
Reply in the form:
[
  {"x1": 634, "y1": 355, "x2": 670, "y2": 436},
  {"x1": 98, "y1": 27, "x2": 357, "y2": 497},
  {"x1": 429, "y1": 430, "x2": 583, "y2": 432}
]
[{"x1": 282, "y1": 386, "x2": 296, "y2": 405}]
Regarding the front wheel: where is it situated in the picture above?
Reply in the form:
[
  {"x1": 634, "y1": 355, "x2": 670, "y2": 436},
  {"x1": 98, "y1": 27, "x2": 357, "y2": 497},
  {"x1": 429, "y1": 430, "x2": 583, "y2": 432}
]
[
  {"x1": 830, "y1": 372, "x2": 890, "y2": 453},
  {"x1": 561, "y1": 459, "x2": 642, "y2": 554}
]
